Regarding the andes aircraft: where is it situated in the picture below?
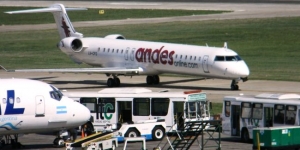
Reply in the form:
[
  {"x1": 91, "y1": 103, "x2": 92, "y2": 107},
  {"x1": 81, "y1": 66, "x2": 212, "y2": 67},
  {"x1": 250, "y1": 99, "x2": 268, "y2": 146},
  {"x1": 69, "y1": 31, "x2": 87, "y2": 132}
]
[
  {"x1": 4, "y1": 4, "x2": 250, "y2": 90},
  {"x1": 0, "y1": 78, "x2": 90, "y2": 148}
]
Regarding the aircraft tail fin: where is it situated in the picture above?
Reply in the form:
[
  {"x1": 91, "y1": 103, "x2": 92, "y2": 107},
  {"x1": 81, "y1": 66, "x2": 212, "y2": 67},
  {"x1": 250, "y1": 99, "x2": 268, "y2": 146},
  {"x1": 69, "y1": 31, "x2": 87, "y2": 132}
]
[{"x1": 6, "y1": 4, "x2": 86, "y2": 39}]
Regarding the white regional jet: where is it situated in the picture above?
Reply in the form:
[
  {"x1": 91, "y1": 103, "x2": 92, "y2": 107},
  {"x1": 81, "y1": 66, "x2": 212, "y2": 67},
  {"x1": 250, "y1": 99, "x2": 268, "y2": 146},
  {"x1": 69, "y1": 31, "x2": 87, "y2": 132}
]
[
  {"x1": 4, "y1": 4, "x2": 250, "y2": 90},
  {"x1": 0, "y1": 78, "x2": 90, "y2": 148}
]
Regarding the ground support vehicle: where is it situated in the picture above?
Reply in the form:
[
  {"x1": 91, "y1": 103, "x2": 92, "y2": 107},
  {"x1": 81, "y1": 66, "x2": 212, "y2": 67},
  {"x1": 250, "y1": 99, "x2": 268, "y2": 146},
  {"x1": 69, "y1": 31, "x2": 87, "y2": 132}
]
[
  {"x1": 105, "y1": 119, "x2": 166, "y2": 142},
  {"x1": 65, "y1": 132, "x2": 118, "y2": 150}
]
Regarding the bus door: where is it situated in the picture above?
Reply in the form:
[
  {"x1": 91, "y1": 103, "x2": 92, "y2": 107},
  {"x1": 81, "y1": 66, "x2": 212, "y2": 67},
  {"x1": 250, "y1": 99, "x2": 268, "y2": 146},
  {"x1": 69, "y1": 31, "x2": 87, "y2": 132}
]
[
  {"x1": 264, "y1": 107, "x2": 273, "y2": 127},
  {"x1": 117, "y1": 101, "x2": 132, "y2": 123},
  {"x1": 173, "y1": 101, "x2": 184, "y2": 130},
  {"x1": 231, "y1": 105, "x2": 240, "y2": 136}
]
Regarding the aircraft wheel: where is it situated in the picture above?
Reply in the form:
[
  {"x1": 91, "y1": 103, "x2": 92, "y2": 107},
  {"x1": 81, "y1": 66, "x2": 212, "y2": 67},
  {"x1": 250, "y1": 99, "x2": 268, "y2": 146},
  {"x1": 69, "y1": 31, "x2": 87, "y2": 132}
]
[
  {"x1": 53, "y1": 138, "x2": 64, "y2": 147},
  {"x1": 146, "y1": 76, "x2": 154, "y2": 85},
  {"x1": 153, "y1": 75, "x2": 160, "y2": 84},
  {"x1": 152, "y1": 126, "x2": 165, "y2": 141},
  {"x1": 231, "y1": 85, "x2": 239, "y2": 90},
  {"x1": 107, "y1": 78, "x2": 114, "y2": 87},
  {"x1": 125, "y1": 128, "x2": 139, "y2": 137},
  {"x1": 114, "y1": 78, "x2": 120, "y2": 87}
]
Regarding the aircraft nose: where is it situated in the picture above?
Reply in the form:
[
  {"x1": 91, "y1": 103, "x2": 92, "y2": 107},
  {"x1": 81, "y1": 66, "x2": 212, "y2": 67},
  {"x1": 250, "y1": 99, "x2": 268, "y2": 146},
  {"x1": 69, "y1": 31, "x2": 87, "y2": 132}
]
[
  {"x1": 70, "y1": 101, "x2": 90, "y2": 125},
  {"x1": 237, "y1": 62, "x2": 250, "y2": 77}
]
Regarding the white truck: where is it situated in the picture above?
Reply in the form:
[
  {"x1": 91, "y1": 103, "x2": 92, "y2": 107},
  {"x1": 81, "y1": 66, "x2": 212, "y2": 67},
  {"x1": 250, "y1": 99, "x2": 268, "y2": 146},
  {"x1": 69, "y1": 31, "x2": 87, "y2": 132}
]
[{"x1": 105, "y1": 119, "x2": 166, "y2": 142}]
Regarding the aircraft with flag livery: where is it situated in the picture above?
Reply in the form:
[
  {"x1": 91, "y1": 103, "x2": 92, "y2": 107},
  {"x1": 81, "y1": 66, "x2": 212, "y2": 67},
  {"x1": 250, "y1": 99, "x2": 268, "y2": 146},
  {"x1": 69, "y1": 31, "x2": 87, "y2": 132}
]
[
  {"x1": 3, "y1": 4, "x2": 250, "y2": 90},
  {"x1": 0, "y1": 78, "x2": 90, "y2": 148}
]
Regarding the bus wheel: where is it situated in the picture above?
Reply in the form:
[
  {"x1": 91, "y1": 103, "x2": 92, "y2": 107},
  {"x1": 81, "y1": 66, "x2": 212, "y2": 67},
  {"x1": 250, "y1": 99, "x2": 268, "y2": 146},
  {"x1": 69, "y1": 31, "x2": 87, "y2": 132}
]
[
  {"x1": 241, "y1": 128, "x2": 250, "y2": 142},
  {"x1": 152, "y1": 126, "x2": 165, "y2": 141},
  {"x1": 125, "y1": 128, "x2": 139, "y2": 137}
]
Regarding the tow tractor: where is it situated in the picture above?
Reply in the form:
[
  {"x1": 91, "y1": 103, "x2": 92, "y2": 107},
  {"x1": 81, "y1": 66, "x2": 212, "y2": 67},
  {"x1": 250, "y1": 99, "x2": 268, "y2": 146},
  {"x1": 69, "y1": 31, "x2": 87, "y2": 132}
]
[{"x1": 105, "y1": 119, "x2": 166, "y2": 142}]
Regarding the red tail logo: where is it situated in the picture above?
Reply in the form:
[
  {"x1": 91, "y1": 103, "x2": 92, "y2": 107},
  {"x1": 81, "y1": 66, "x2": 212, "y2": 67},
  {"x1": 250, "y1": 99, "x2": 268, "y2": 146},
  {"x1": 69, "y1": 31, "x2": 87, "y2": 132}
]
[{"x1": 61, "y1": 17, "x2": 70, "y2": 37}]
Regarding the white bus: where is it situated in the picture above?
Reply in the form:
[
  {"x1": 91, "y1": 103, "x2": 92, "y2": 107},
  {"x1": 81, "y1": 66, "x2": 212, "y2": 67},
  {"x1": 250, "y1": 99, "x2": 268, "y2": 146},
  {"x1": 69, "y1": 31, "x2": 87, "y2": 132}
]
[
  {"x1": 221, "y1": 93, "x2": 300, "y2": 142},
  {"x1": 63, "y1": 88, "x2": 210, "y2": 133}
]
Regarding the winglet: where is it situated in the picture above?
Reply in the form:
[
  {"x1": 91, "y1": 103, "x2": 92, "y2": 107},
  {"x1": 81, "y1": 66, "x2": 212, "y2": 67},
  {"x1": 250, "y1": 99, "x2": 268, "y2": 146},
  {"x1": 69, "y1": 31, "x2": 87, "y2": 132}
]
[{"x1": 0, "y1": 65, "x2": 15, "y2": 72}]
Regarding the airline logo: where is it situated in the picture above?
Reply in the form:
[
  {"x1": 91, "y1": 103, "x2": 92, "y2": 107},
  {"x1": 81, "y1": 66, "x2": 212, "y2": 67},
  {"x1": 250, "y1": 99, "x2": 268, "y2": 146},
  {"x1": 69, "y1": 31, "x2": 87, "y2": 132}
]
[
  {"x1": 0, "y1": 90, "x2": 25, "y2": 130},
  {"x1": 61, "y1": 17, "x2": 70, "y2": 37},
  {"x1": 135, "y1": 46, "x2": 199, "y2": 68},
  {"x1": 56, "y1": 106, "x2": 67, "y2": 114},
  {"x1": 1, "y1": 90, "x2": 25, "y2": 115}
]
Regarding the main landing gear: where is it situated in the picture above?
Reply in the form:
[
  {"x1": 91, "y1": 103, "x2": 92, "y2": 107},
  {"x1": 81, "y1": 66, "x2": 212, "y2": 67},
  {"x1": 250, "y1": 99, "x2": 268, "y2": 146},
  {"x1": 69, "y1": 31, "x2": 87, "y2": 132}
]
[
  {"x1": 106, "y1": 75, "x2": 160, "y2": 87},
  {"x1": 146, "y1": 75, "x2": 160, "y2": 85},
  {"x1": 107, "y1": 76, "x2": 120, "y2": 87}
]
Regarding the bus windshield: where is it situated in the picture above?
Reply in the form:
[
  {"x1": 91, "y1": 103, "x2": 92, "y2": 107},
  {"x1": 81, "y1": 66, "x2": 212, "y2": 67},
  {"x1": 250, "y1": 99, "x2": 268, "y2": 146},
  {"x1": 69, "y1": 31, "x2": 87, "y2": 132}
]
[{"x1": 185, "y1": 101, "x2": 209, "y2": 119}]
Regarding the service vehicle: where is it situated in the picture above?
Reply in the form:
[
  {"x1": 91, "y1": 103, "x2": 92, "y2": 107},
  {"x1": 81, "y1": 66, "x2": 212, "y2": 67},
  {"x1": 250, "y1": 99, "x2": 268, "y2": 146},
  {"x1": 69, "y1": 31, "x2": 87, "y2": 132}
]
[
  {"x1": 222, "y1": 93, "x2": 300, "y2": 142},
  {"x1": 63, "y1": 88, "x2": 211, "y2": 133}
]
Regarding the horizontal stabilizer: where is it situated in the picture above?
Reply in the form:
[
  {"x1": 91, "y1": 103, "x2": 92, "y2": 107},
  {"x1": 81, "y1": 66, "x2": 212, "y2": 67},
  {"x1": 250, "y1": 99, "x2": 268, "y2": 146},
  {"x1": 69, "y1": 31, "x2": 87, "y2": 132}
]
[{"x1": 5, "y1": 7, "x2": 87, "y2": 14}]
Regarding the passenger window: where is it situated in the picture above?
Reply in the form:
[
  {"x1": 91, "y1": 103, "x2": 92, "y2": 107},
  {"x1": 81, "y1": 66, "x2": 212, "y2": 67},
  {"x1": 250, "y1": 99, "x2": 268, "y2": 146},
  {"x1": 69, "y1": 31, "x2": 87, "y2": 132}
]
[
  {"x1": 133, "y1": 98, "x2": 150, "y2": 116},
  {"x1": 224, "y1": 101, "x2": 231, "y2": 117},
  {"x1": 285, "y1": 105, "x2": 296, "y2": 125},
  {"x1": 80, "y1": 98, "x2": 97, "y2": 113},
  {"x1": 274, "y1": 104, "x2": 285, "y2": 124},
  {"x1": 241, "y1": 102, "x2": 251, "y2": 118},
  {"x1": 190, "y1": 56, "x2": 192, "y2": 60},
  {"x1": 151, "y1": 98, "x2": 169, "y2": 116},
  {"x1": 252, "y1": 103, "x2": 263, "y2": 120}
]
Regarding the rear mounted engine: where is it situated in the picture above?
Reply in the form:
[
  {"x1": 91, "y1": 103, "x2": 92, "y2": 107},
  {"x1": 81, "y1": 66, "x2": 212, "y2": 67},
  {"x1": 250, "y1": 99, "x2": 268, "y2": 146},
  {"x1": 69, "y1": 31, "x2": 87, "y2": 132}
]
[{"x1": 59, "y1": 37, "x2": 83, "y2": 52}]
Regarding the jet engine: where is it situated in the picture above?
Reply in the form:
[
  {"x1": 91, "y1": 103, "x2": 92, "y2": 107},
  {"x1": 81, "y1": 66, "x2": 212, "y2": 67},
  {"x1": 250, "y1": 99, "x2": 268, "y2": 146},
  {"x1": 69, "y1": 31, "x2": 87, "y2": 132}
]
[
  {"x1": 104, "y1": 34, "x2": 126, "y2": 40},
  {"x1": 59, "y1": 37, "x2": 83, "y2": 52}
]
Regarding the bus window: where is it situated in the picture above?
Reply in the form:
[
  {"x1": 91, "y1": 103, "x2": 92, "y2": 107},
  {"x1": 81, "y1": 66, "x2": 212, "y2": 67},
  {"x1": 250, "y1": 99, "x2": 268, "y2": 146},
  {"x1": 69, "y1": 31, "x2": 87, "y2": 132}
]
[
  {"x1": 241, "y1": 102, "x2": 251, "y2": 119},
  {"x1": 98, "y1": 98, "x2": 115, "y2": 113},
  {"x1": 225, "y1": 101, "x2": 230, "y2": 117},
  {"x1": 151, "y1": 98, "x2": 169, "y2": 116},
  {"x1": 186, "y1": 102, "x2": 197, "y2": 118},
  {"x1": 285, "y1": 105, "x2": 296, "y2": 125},
  {"x1": 133, "y1": 98, "x2": 150, "y2": 116},
  {"x1": 274, "y1": 104, "x2": 285, "y2": 124},
  {"x1": 80, "y1": 97, "x2": 97, "y2": 113},
  {"x1": 252, "y1": 103, "x2": 263, "y2": 120}
]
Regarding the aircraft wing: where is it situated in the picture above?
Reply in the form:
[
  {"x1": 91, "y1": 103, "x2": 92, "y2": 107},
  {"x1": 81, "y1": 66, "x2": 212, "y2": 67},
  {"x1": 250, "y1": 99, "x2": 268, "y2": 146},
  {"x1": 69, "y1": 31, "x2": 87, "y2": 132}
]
[{"x1": 0, "y1": 65, "x2": 143, "y2": 74}]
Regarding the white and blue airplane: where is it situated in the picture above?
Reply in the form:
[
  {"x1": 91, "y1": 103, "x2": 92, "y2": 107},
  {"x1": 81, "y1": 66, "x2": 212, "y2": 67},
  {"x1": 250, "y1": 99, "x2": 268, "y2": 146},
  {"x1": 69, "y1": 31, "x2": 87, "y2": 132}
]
[
  {"x1": 0, "y1": 78, "x2": 90, "y2": 148},
  {"x1": 3, "y1": 4, "x2": 250, "y2": 90}
]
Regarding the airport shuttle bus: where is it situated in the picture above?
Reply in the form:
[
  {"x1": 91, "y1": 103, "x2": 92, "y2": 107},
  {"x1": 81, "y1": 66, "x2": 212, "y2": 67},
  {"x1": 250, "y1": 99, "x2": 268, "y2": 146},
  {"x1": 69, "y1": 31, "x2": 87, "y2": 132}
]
[
  {"x1": 221, "y1": 93, "x2": 300, "y2": 142},
  {"x1": 63, "y1": 88, "x2": 210, "y2": 132}
]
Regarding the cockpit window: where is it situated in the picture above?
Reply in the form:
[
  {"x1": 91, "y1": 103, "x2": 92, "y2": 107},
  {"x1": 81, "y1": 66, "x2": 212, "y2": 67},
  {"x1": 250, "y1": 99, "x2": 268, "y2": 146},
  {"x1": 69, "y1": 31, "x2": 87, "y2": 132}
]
[
  {"x1": 214, "y1": 55, "x2": 242, "y2": 61},
  {"x1": 215, "y1": 56, "x2": 225, "y2": 61},
  {"x1": 50, "y1": 85, "x2": 63, "y2": 101}
]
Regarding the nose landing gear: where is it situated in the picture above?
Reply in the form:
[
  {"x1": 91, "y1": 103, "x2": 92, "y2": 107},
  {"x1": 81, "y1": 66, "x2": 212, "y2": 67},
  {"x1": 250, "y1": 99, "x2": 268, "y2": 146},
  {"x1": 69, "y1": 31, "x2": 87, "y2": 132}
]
[{"x1": 231, "y1": 79, "x2": 239, "y2": 90}]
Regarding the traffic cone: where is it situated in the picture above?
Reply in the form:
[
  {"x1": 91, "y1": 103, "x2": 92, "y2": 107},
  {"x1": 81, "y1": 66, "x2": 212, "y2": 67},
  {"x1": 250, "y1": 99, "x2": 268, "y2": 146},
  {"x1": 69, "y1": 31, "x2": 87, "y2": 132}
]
[{"x1": 81, "y1": 128, "x2": 85, "y2": 138}]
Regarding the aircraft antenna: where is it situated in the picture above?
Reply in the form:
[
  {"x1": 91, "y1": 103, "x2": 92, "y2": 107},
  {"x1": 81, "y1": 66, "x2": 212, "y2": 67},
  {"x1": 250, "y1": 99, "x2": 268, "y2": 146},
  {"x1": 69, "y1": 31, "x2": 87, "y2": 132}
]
[{"x1": 224, "y1": 42, "x2": 228, "y2": 48}]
